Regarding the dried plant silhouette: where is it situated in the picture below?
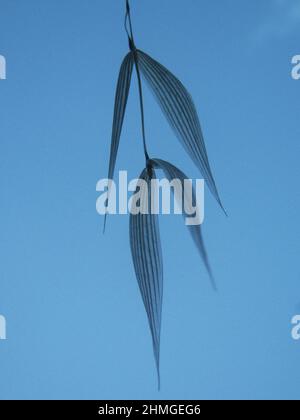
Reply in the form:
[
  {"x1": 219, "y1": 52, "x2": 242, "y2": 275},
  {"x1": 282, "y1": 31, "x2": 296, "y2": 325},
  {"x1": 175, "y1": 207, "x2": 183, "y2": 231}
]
[{"x1": 104, "y1": 0, "x2": 225, "y2": 388}]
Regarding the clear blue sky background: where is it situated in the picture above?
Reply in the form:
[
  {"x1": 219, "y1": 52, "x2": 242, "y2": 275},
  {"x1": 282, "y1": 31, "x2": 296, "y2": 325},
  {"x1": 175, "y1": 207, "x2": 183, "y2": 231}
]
[{"x1": 0, "y1": 0, "x2": 299, "y2": 400}]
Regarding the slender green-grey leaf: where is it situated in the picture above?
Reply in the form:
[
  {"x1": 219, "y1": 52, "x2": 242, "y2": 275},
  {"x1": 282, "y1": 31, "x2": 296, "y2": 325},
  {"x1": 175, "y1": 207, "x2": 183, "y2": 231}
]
[
  {"x1": 150, "y1": 158, "x2": 216, "y2": 290},
  {"x1": 104, "y1": 52, "x2": 134, "y2": 231},
  {"x1": 137, "y1": 50, "x2": 226, "y2": 214},
  {"x1": 129, "y1": 167, "x2": 163, "y2": 388}
]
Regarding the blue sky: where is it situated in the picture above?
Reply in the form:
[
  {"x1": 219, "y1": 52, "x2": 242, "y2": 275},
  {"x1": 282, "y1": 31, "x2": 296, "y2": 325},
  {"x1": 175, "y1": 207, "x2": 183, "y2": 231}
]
[{"x1": 0, "y1": 0, "x2": 299, "y2": 400}]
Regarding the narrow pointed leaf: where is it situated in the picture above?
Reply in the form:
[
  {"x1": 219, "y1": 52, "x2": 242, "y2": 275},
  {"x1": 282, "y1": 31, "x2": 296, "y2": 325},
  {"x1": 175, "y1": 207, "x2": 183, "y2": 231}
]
[
  {"x1": 137, "y1": 50, "x2": 225, "y2": 214},
  {"x1": 150, "y1": 158, "x2": 216, "y2": 290},
  {"x1": 129, "y1": 167, "x2": 163, "y2": 387},
  {"x1": 104, "y1": 52, "x2": 134, "y2": 231},
  {"x1": 108, "y1": 52, "x2": 134, "y2": 181}
]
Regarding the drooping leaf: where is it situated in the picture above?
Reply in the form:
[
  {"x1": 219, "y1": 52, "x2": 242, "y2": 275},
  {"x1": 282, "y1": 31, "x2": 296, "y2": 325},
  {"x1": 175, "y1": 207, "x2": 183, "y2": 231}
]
[
  {"x1": 137, "y1": 50, "x2": 226, "y2": 215},
  {"x1": 129, "y1": 166, "x2": 163, "y2": 388},
  {"x1": 108, "y1": 52, "x2": 134, "y2": 181},
  {"x1": 104, "y1": 52, "x2": 134, "y2": 231},
  {"x1": 150, "y1": 158, "x2": 216, "y2": 290}
]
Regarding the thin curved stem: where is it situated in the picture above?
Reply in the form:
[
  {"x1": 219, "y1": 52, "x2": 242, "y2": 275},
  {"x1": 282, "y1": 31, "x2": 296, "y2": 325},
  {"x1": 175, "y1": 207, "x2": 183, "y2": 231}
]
[
  {"x1": 125, "y1": 0, "x2": 135, "y2": 44},
  {"x1": 134, "y1": 52, "x2": 149, "y2": 161},
  {"x1": 125, "y1": 0, "x2": 149, "y2": 162}
]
